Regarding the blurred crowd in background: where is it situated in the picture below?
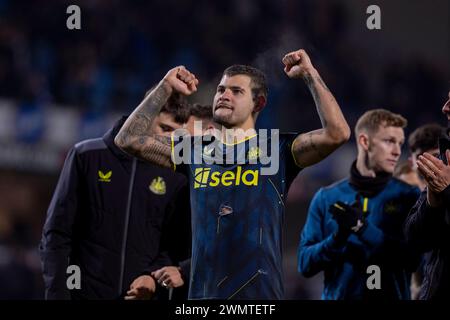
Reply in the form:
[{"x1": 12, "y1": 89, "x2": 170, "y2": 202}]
[{"x1": 0, "y1": 0, "x2": 448, "y2": 299}]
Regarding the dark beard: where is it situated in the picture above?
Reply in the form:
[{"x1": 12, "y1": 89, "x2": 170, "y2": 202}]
[{"x1": 213, "y1": 113, "x2": 233, "y2": 128}]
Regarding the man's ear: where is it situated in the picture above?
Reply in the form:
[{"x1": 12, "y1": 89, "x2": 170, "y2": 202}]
[
  {"x1": 253, "y1": 96, "x2": 267, "y2": 113},
  {"x1": 358, "y1": 133, "x2": 370, "y2": 151}
]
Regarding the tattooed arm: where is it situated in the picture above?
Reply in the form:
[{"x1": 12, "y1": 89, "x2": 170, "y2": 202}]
[
  {"x1": 114, "y1": 66, "x2": 198, "y2": 167},
  {"x1": 282, "y1": 50, "x2": 350, "y2": 168}
]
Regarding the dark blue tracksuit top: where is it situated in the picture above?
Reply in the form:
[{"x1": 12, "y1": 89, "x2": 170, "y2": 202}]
[{"x1": 298, "y1": 177, "x2": 420, "y2": 300}]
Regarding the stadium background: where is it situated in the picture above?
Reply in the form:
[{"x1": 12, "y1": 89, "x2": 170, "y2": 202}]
[{"x1": 0, "y1": 0, "x2": 448, "y2": 299}]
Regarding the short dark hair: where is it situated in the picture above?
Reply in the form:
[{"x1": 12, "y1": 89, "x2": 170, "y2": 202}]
[
  {"x1": 144, "y1": 86, "x2": 190, "y2": 124},
  {"x1": 223, "y1": 65, "x2": 268, "y2": 104},
  {"x1": 355, "y1": 109, "x2": 407, "y2": 137},
  {"x1": 190, "y1": 104, "x2": 213, "y2": 120},
  {"x1": 161, "y1": 93, "x2": 191, "y2": 124},
  {"x1": 408, "y1": 123, "x2": 445, "y2": 153}
]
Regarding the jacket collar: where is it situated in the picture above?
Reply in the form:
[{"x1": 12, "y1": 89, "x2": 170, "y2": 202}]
[
  {"x1": 348, "y1": 160, "x2": 392, "y2": 198},
  {"x1": 103, "y1": 116, "x2": 133, "y2": 160}
]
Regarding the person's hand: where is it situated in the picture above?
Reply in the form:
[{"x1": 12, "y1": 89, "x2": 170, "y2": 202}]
[
  {"x1": 282, "y1": 49, "x2": 315, "y2": 79},
  {"x1": 124, "y1": 275, "x2": 156, "y2": 300},
  {"x1": 151, "y1": 266, "x2": 184, "y2": 289},
  {"x1": 417, "y1": 151, "x2": 450, "y2": 193},
  {"x1": 329, "y1": 199, "x2": 365, "y2": 234},
  {"x1": 161, "y1": 66, "x2": 199, "y2": 96}
]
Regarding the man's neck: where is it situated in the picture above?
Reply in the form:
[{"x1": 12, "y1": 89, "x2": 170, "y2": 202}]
[
  {"x1": 220, "y1": 126, "x2": 257, "y2": 144},
  {"x1": 356, "y1": 155, "x2": 376, "y2": 178},
  {"x1": 220, "y1": 118, "x2": 257, "y2": 144}
]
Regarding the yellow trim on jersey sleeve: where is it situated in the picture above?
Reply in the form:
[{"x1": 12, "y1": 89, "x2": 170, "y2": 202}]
[
  {"x1": 220, "y1": 134, "x2": 258, "y2": 146},
  {"x1": 170, "y1": 132, "x2": 176, "y2": 171},
  {"x1": 290, "y1": 136, "x2": 303, "y2": 168}
]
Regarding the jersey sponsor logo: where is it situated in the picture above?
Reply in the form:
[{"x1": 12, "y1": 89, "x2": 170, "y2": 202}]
[
  {"x1": 149, "y1": 177, "x2": 166, "y2": 195},
  {"x1": 193, "y1": 166, "x2": 259, "y2": 188},
  {"x1": 98, "y1": 170, "x2": 112, "y2": 182}
]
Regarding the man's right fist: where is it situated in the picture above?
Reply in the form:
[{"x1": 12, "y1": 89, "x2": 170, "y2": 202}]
[{"x1": 162, "y1": 66, "x2": 199, "y2": 96}]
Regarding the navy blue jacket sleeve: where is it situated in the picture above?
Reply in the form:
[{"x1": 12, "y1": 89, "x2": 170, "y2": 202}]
[
  {"x1": 298, "y1": 189, "x2": 345, "y2": 277},
  {"x1": 404, "y1": 188, "x2": 450, "y2": 252},
  {"x1": 39, "y1": 147, "x2": 81, "y2": 299}
]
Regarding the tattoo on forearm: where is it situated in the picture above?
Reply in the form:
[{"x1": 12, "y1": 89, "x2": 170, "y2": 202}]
[
  {"x1": 129, "y1": 112, "x2": 153, "y2": 136},
  {"x1": 120, "y1": 84, "x2": 171, "y2": 141},
  {"x1": 153, "y1": 135, "x2": 172, "y2": 146},
  {"x1": 303, "y1": 74, "x2": 318, "y2": 102},
  {"x1": 115, "y1": 112, "x2": 152, "y2": 148},
  {"x1": 114, "y1": 84, "x2": 175, "y2": 165},
  {"x1": 297, "y1": 131, "x2": 327, "y2": 158},
  {"x1": 304, "y1": 74, "x2": 327, "y2": 127},
  {"x1": 141, "y1": 139, "x2": 172, "y2": 168},
  {"x1": 143, "y1": 84, "x2": 171, "y2": 113},
  {"x1": 121, "y1": 134, "x2": 172, "y2": 167}
]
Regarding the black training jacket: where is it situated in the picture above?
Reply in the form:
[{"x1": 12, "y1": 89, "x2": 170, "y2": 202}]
[{"x1": 40, "y1": 117, "x2": 191, "y2": 299}]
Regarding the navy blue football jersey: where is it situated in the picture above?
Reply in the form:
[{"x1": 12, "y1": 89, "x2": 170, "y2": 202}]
[{"x1": 171, "y1": 131, "x2": 301, "y2": 299}]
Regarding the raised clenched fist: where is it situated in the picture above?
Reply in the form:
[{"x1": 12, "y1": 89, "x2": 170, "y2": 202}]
[
  {"x1": 162, "y1": 66, "x2": 199, "y2": 95},
  {"x1": 282, "y1": 49, "x2": 315, "y2": 79}
]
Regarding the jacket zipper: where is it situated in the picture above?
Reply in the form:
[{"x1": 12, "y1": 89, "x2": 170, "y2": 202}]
[
  {"x1": 118, "y1": 158, "x2": 137, "y2": 295},
  {"x1": 226, "y1": 269, "x2": 265, "y2": 300},
  {"x1": 362, "y1": 197, "x2": 368, "y2": 215}
]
